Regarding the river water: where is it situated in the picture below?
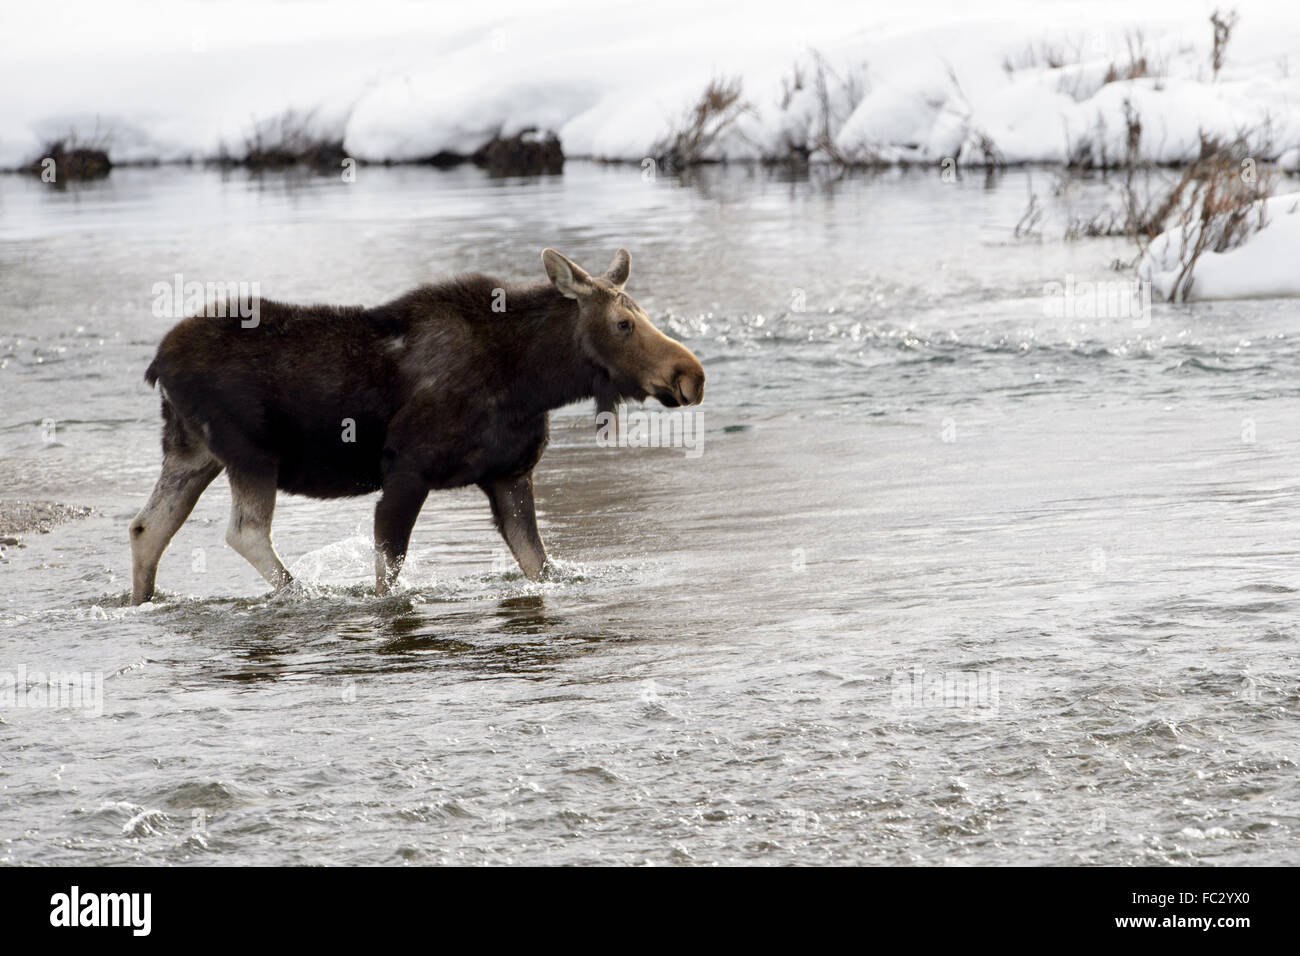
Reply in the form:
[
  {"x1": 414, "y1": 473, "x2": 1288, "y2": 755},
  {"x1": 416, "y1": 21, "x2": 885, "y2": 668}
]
[{"x1": 1, "y1": 162, "x2": 1298, "y2": 865}]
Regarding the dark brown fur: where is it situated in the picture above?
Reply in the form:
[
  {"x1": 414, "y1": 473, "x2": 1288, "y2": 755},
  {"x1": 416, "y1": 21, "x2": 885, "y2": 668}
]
[
  {"x1": 148, "y1": 278, "x2": 595, "y2": 497},
  {"x1": 130, "y1": 249, "x2": 705, "y2": 603}
]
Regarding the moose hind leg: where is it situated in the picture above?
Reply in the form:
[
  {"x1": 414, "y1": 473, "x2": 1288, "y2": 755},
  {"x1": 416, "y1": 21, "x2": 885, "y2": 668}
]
[
  {"x1": 130, "y1": 455, "x2": 223, "y2": 605},
  {"x1": 225, "y1": 470, "x2": 292, "y2": 592},
  {"x1": 482, "y1": 473, "x2": 548, "y2": 581}
]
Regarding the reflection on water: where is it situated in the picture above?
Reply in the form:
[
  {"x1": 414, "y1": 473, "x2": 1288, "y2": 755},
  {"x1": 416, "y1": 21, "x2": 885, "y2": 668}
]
[{"x1": 2, "y1": 163, "x2": 1300, "y2": 865}]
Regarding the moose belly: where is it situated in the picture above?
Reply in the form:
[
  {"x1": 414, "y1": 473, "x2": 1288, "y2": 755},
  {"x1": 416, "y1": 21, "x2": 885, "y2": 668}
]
[{"x1": 268, "y1": 416, "x2": 387, "y2": 498}]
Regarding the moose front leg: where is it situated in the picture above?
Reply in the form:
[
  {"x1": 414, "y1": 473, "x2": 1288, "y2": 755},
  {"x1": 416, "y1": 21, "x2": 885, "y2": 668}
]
[
  {"x1": 481, "y1": 473, "x2": 548, "y2": 580},
  {"x1": 374, "y1": 473, "x2": 428, "y2": 596}
]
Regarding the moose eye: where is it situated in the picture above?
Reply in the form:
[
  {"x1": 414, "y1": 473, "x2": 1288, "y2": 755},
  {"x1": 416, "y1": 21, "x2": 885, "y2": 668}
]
[{"x1": 618, "y1": 319, "x2": 632, "y2": 332}]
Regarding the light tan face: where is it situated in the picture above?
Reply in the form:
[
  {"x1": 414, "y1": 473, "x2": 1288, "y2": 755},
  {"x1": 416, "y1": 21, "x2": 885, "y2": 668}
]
[{"x1": 542, "y1": 248, "x2": 705, "y2": 408}]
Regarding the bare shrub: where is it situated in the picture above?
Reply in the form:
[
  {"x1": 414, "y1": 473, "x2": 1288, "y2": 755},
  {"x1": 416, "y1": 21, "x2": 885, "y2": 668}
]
[
  {"x1": 1002, "y1": 39, "x2": 1068, "y2": 74},
  {"x1": 23, "y1": 125, "x2": 113, "y2": 181},
  {"x1": 1102, "y1": 30, "x2": 1167, "y2": 84},
  {"x1": 967, "y1": 130, "x2": 1006, "y2": 168},
  {"x1": 1210, "y1": 9, "x2": 1238, "y2": 79},
  {"x1": 1125, "y1": 126, "x2": 1270, "y2": 236},
  {"x1": 808, "y1": 54, "x2": 866, "y2": 163},
  {"x1": 1114, "y1": 120, "x2": 1275, "y2": 299},
  {"x1": 240, "y1": 109, "x2": 345, "y2": 170},
  {"x1": 945, "y1": 64, "x2": 1005, "y2": 169},
  {"x1": 1065, "y1": 208, "x2": 1127, "y2": 240},
  {"x1": 1014, "y1": 183, "x2": 1043, "y2": 239},
  {"x1": 773, "y1": 51, "x2": 867, "y2": 164},
  {"x1": 1055, "y1": 99, "x2": 1275, "y2": 289},
  {"x1": 1160, "y1": 137, "x2": 1273, "y2": 299},
  {"x1": 1057, "y1": 32, "x2": 1170, "y2": 105},
  {"x1": 653, "y1": 76, "x2": 754, "y2": 168}
]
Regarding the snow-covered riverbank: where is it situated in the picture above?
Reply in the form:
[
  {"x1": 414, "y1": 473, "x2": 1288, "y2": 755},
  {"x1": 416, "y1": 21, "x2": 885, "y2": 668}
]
[
  {"x1": 4, "y1": 0, "x2": 1300, "y2": 169},
  {"x1": 1140, "y1": 189, "x2": 1300, "y2": 300}
]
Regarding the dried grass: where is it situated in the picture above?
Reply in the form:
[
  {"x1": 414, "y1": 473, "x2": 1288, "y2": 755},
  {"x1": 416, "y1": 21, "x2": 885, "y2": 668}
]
[{"x1": 653, "y1": 76, "x2": 754, "y2": 169}]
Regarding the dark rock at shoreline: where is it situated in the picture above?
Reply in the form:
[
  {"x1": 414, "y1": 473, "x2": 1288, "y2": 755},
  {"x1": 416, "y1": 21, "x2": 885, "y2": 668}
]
[
  {"x1": 472, "y1": 130, "x2": 564, "y2": 176},
  {"x1": 411, "y1": 151, "x2": 467, "y2": 168},
  {"x1": 211, "y1": 140, "x2": 348, "y2": 172},
  {"x1": 244, "y1": 139, "x2": 348, "y2": 171},
  {"x1": 23, "y1": 143, "x2": 112, "y2": 181}
]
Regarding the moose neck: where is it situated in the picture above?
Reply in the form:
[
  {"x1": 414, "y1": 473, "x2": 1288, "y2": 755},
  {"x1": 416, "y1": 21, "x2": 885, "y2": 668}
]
[{"x1": 509, "y1": 286, "x2": 602, "y2": 418}]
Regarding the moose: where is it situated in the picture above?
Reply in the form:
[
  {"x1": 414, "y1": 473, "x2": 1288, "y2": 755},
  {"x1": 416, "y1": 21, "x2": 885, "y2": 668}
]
[{"x1": 129, "y1": 248, "x2": 705, "y2": 604}]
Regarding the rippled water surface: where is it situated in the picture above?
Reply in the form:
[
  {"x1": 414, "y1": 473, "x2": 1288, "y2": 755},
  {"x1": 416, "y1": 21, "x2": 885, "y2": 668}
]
[{"x1": 2, "y1": 163, "x2": 1299, "y2": 865}]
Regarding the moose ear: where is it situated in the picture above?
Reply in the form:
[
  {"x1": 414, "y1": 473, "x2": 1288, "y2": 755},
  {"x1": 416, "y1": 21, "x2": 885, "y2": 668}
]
[
  {"x1": 604, "y1": 248, "x2": 631, "y2": 288},
  {"x1": 542, "y1": 248, "x2": 595, "y2": 299}
]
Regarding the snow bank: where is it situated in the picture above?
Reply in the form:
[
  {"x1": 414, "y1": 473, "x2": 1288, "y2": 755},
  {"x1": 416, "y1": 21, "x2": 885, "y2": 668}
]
[
  {"x1": 819, "y1": 11, "x2": 1300, "y2": 168},
  {"x1": 3, "y1": 0, "x2": 1300, "y2": 168},
  {"x1": 1138, "y1": 191, "x2": 1300, "y2": 300}
]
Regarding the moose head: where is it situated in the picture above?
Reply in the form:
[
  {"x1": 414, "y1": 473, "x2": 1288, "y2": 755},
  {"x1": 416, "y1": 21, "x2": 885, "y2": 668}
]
[{"x1": 542, "y1": 248, "x2": 705, "y2": 412}]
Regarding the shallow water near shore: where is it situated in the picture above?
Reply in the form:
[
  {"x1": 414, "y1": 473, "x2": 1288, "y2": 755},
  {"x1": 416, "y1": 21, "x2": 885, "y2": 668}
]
[{"x1": 2, "y1": 162, "x2": 1299, "y2": 865}]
